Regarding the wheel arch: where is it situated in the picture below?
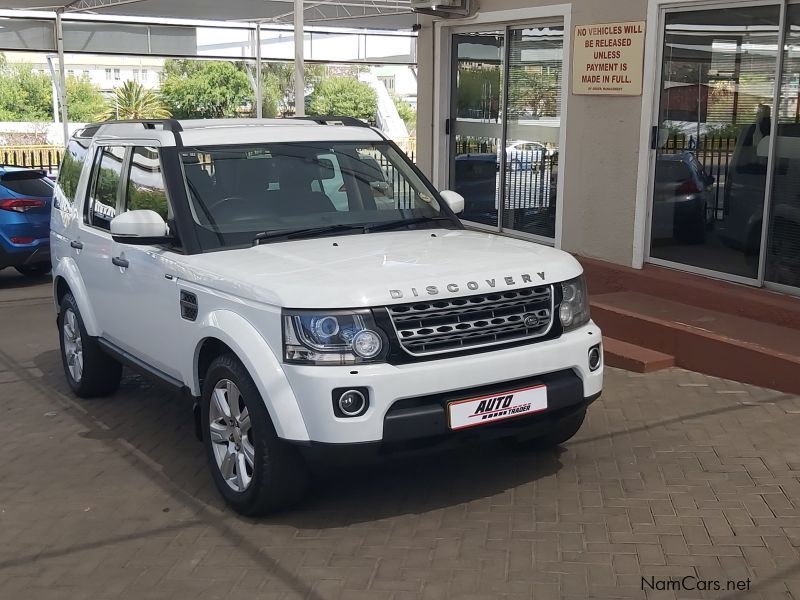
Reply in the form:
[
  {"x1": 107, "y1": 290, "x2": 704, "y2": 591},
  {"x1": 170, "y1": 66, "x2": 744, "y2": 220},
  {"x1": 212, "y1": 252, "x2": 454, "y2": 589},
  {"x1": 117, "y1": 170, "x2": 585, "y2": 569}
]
[
  {"x1": 51, "y1": 258, "x2": 101, "y2": 336},
  {"x1": 190, "y1": 313, "x2": 310, "y2": 442}
]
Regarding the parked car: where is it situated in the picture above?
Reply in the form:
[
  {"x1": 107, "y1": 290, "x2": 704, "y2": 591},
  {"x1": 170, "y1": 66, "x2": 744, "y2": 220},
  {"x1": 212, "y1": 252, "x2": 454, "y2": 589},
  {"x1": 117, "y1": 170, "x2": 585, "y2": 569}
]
[
  {"x1": 51, "y1": 118, "x2": 603, "y2": 515},
  {"x1": 717, "y1": 121, "x2": 800, "y2": 283},
  {"x1": 506, "y1": 141, "x2": 548, "y2": 171},
  {"x1": 651, "y1": 152, "x2": 714, "y2": 244},
  {"x1": 0, "y1": 166, "x2": 54, "y2": 277},
  {"x1": 453, "y1": 153, "x2": 499, "y2": 223}
]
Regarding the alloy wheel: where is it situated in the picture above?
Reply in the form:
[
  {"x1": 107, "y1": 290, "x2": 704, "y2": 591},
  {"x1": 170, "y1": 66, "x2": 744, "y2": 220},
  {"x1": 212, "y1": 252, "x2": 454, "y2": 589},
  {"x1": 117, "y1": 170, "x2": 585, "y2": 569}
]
[
  {"x1": 208, "y1": 379, "x2": 255, "y2": 492},
  {"x1": 62, "y1": 309, "x2": 83, "y2": 383}
]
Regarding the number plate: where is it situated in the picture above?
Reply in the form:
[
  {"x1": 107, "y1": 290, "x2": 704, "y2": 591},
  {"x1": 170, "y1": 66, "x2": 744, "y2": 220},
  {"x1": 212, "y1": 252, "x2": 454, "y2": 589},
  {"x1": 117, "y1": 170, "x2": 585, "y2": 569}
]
[{"x1": 447, "y1": 384, "x2": 547, "y2": 431}]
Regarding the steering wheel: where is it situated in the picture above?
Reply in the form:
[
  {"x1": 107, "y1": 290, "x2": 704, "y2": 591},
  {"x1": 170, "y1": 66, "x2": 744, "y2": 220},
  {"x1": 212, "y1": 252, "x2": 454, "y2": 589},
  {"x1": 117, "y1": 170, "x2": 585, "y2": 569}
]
[{"x1": 203, "y1": 195, "x2": 280, "y2": 225}]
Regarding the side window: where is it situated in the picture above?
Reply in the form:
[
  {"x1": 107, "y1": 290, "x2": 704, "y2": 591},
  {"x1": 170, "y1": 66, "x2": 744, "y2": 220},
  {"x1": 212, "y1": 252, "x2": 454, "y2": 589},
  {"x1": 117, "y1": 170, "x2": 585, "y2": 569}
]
[
  {"x1": 86, "y1": 146, "x2": 125, "y2": 231},
  {"x1": 125, "y1": 146, "x2": 170, "y2": 222},
  {"x1": 55, "y1": 137, "x2": 90, "y2": 210}
]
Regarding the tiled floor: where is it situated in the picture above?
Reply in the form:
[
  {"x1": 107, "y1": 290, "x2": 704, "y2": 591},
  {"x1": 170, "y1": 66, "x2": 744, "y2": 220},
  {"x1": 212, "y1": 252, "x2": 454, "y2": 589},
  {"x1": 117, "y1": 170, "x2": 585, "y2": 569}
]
[{"x1": 1, "y1": 271, "x2": 798, "y2": 599}]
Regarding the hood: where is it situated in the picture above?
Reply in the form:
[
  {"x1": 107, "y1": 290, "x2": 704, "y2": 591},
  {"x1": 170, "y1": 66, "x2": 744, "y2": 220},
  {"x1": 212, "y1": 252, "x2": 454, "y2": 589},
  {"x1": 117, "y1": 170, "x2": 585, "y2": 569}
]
[{"x1": 178, "y1": 229, "x2": 583, "y2": 308}]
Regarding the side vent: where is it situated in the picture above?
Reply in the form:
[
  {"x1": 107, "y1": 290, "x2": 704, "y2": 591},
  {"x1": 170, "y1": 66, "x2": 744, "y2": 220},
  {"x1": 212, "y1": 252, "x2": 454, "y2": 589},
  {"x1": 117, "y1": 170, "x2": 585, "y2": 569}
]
[{"x1": 180, "y1": 290, "x2": 198, "y2": 321}]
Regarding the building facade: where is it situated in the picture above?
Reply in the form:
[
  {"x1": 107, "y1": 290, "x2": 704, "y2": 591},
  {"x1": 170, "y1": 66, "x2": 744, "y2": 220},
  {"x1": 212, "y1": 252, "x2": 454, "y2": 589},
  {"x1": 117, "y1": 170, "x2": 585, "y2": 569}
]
[{"x1": 414, "y1": 0, "x2": 800, "y2": 298}]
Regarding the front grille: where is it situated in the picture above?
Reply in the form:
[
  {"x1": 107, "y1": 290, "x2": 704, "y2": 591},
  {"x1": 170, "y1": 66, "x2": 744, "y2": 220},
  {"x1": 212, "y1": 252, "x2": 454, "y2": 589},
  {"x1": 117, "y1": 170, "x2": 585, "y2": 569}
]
[{"x1": 386, "y1": 285, "x2": 554, "y2": 357}]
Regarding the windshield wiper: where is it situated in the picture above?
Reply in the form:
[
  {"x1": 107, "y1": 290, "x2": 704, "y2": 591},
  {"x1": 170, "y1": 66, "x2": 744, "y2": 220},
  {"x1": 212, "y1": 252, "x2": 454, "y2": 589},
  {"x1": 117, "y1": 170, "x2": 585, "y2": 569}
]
[
  {"x1": 365, "y1": 216, "x2": 453, "y2": 233},
  {"x1": 253, "y1": 223, "x2": 365, "y2": 245}
]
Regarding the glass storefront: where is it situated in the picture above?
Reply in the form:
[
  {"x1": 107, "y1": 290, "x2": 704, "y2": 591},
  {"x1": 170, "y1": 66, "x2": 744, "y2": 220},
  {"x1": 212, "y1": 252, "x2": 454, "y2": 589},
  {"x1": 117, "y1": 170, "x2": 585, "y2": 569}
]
[
  {"x1": 449, "y1": 23, "x2": 564, "y2": 241},
  {"x1": 649, "y1": 2, "x2": 800, "y2": 293}
]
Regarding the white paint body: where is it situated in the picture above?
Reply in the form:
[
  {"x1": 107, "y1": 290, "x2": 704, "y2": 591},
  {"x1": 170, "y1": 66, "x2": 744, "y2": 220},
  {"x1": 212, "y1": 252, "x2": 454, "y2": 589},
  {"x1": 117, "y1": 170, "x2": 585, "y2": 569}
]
[{"x1": 50, "y1": 119, "x2": 603, "y2": 444}]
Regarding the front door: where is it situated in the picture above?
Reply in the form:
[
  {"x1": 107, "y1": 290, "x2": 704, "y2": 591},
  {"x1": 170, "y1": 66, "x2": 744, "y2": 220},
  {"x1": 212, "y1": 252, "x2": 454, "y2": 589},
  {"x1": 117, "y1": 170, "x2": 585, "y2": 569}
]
[
  {"x1": 449, "y1": 29, "x2": 505, "y2": 229},
  {"x1": 77, "y1": 144, "x2": 127, "y2": 339},
  {"x1": 109, "y1": 145, "x2": 183, "y2": 380}
]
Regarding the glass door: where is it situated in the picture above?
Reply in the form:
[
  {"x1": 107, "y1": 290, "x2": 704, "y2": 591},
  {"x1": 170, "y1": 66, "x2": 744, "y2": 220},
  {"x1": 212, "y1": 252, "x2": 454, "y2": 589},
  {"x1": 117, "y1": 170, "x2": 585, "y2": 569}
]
[
  {"x1": 502, "y1": 25, "x2": 564, "y2": 239},
  {"x1": 765, "y1": 2, "x2": 800, "y2": 291},
  {"x1": 449, "y1": 30, "x2": 505, "y2": 228},
  {"x1": 448, "y1": 22, "x2": 565, "y2": 240},
  {"x1": 648, "y1": 5, "x2": 781, "y2": 282}
]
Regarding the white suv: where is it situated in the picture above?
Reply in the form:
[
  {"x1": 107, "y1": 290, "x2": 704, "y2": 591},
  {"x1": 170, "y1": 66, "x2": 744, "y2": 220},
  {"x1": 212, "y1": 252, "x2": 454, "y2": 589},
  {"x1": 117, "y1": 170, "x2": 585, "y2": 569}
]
[{"x1": 51, "y1": 118, "x2": 603, "y2": 515}]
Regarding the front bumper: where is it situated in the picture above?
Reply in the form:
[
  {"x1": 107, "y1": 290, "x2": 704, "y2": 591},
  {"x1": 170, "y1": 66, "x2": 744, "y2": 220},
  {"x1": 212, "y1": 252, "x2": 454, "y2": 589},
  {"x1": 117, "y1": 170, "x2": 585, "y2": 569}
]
[{"x1": 279, "y1": 322, "x2": 603, "y2": 445}]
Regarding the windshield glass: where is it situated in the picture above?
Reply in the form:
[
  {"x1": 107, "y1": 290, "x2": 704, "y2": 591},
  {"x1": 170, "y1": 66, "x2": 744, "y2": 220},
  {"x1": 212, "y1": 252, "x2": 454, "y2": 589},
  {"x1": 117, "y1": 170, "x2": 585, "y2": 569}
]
[{"x1": 180, "y1": 141, "x2": 452, "y2": 249}]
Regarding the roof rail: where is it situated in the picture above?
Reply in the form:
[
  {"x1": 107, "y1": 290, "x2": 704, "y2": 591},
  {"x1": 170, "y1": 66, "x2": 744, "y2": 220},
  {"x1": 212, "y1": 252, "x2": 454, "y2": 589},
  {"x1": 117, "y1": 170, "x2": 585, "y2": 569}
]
[
  {"x1": 293, "y1": 116, "x2": 370, "y2": 128},
  {"x1": 90, "y1": 119, "x2": 184, "y2": 133}
]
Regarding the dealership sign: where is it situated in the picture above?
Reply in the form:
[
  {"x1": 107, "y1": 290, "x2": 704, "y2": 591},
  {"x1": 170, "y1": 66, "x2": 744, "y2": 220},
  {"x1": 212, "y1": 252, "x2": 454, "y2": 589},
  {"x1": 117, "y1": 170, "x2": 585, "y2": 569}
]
[{"x1": 573, "y1": 21, "x2": 645, "y2": 96}]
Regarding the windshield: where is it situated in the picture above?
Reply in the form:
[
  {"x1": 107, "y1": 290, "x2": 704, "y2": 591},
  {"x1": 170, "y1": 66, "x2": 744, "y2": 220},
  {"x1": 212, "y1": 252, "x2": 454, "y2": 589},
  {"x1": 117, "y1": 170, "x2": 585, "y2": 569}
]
[{"x1": 180, "y1": 141, "x2": 454, "y2": 249}]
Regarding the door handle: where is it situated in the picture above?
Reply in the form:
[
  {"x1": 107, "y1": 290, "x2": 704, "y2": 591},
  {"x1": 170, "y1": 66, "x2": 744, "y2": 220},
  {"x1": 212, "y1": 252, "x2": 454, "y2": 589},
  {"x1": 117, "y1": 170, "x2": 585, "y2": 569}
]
[
  {"x1": 70, "y1": 240, "x2": 83, "y2": 250},
  {"x1": 111, "y1": 256, "x2": 129, "y2": 269}
]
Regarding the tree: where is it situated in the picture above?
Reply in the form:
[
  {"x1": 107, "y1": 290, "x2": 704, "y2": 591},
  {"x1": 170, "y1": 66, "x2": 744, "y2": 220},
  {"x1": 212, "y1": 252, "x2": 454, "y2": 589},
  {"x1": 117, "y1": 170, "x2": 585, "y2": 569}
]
[
  {"x1": 507, "y1": 68, "x2": 558, "y2": 118},
  {"x1": 160, "y1": 59, "x2": 252, "y2": 119},
  {"x1": 456, "y1": 66, "x2": 501, "y2": 121},
  {"x1": 0, "y1": 63, "x2": 104, "y2": 122},
  {"x1": 0, "y1": 64, "x2": 53, "y2": 121},
  {"x1": 307, "y1": 77, "x2": 377, "y2": 122},
  {"x1": 65, "y1": 75, "x2": 106, "y2": 122},
  {"x1": 261, "y1": 62, "x2": 325, "y2": 116},
  {"x1": 100, "y1": 80, "x2": 170, "y2": 121},
  {"x1": 393, "y1": 95, "x2": 416, "y2": 133}
]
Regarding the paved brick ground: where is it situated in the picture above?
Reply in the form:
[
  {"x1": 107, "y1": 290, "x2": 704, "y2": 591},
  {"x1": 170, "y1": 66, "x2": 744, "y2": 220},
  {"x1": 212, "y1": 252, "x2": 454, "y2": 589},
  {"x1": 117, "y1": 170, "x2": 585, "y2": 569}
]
[{"x1": 1, "y1": 271, "x2": 799, "y2": 599}]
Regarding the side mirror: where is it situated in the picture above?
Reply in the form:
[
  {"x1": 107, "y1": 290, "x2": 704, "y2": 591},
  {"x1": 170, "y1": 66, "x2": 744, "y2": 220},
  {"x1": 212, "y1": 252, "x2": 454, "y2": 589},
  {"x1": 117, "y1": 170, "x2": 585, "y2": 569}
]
[
  {"x1": 440, "y1": 190, "x2": 465, "y2": 215},
  {"x1": 110, "y1": 210, "x2": 171, "y2": 244}
]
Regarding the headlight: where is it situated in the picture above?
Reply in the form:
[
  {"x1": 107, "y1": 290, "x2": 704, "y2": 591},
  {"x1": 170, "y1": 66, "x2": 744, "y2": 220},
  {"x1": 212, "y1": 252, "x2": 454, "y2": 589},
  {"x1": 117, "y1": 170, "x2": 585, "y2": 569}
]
[
  {"x1": 560, "y1": 275, "x2": 590, "y2": 332},
  {"x1": 283, "y1": 310, "x2": 386, "y2": 365}
]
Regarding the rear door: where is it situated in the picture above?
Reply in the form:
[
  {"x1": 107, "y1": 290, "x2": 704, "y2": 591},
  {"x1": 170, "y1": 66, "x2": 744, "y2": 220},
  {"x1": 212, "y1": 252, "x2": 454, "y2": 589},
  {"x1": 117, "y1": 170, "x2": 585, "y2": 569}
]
[{"x1": 76, "y1": 144, "x2": 128, "y2": 339}]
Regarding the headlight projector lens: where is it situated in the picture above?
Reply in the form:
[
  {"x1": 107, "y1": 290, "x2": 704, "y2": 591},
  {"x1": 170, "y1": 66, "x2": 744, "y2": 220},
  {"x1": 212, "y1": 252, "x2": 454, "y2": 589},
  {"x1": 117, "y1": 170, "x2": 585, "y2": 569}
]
[{"x1": 312, "y1": 316, "x2": 340, "y2": 339}]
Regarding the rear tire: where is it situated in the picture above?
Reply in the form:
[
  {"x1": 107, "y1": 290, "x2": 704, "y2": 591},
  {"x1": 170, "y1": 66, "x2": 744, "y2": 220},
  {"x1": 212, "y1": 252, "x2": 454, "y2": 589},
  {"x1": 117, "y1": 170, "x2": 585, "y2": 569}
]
[
  {"x1": 201, "y1": 353, "x2": 309, "y2": 516},
  {"x1": 16, "y1": 262, "x2": 51, "y2": 277},
  {"x1": 58, "y1": 292, "x2": 122, "y2": 398},
  {"x1": 511, "y1": 408, "x2": 586, "y2": 450}
]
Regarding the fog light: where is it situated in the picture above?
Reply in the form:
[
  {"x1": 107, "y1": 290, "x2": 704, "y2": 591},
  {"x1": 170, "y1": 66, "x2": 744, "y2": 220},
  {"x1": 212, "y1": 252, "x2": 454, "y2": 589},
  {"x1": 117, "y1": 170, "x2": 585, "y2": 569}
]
[
  {"x1": 338, "y1": 389, "x2": 367, "y2": 417},
  {"x1": 588, "y1": 345, "x2": 602, "y2": 371}
]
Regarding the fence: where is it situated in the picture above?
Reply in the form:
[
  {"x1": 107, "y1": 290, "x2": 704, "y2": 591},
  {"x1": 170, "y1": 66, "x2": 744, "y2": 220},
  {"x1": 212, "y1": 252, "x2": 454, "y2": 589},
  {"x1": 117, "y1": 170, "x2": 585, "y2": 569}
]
[
  {"x1": 0, "y1": 145, "x2": 63, "y2": 174},
  {"x1": 453, "y1": 137, "x2": 557, "y2": 214}
]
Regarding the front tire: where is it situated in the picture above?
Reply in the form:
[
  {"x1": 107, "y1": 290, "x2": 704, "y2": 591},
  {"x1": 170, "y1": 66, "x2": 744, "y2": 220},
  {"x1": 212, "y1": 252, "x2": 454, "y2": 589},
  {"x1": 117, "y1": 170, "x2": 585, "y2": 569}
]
[
  {"x1": 58, "y1": 292, "x2": 122, "y2": 398},
  {"x1": 201, "y1": 353, "x2": 308, "y2": 515}
]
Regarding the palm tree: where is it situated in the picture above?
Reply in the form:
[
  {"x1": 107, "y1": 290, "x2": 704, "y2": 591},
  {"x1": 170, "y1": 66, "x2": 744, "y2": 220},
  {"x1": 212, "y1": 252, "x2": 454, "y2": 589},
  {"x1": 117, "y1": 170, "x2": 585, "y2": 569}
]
[{"x1": 101, "y1": 80, "x2": 171, "y2": 120}]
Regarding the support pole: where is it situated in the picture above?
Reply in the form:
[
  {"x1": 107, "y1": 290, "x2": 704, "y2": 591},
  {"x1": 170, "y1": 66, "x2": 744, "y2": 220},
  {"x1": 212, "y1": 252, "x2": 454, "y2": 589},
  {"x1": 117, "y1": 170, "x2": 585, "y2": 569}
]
[
  {"x1": 255, "y1": 24, "x2": 263, "y2": 118},
  {"x1": 55, "y1": 11, "x2": 69, "y2": 146},
  {"x1": 294, "y1": 0, "x2": 305, "y2": 117}
]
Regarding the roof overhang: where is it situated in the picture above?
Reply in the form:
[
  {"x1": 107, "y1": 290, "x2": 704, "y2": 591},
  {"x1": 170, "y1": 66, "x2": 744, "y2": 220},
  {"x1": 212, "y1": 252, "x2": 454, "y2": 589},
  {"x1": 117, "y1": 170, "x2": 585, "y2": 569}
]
[{"x1": 0, "y1": 0, "x2": 419, "y2": 29}]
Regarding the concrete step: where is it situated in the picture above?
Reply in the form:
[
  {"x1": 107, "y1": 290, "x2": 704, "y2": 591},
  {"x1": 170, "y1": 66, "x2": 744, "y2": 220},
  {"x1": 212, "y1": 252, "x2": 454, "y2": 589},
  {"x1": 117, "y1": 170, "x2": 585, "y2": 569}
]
[
  {"x1": 603, "y1": 337, "x2": 675, "y2": 373},
  {"x1": 580, "y1": 256, "x2": 800, "y2": 331},
  {"x1": 591, "y1": 291, "x2": 800, "y2": 394}
]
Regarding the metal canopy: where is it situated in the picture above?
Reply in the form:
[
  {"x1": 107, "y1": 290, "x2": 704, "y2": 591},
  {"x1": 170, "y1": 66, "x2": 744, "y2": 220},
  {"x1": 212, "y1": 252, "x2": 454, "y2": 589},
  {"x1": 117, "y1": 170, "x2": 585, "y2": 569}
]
[{"x1": 0, "y1": 0, "x2": 418, "y2": 28}]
